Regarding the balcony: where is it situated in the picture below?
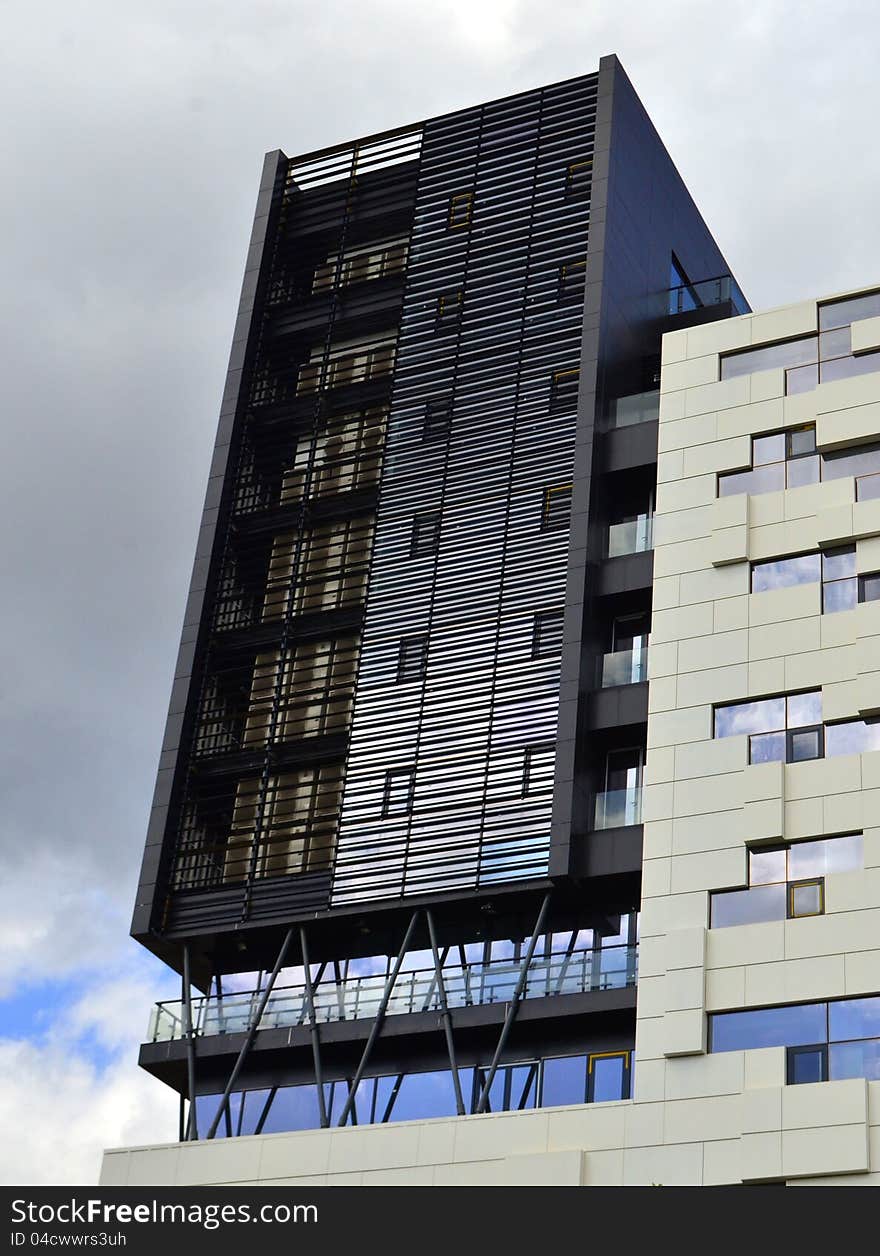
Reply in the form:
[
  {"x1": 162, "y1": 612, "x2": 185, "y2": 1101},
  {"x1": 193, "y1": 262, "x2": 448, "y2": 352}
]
[
  {"x1": 600, "y1": 646, "x2": 648, "y2": 688},
  {"x1": 593, "y1": 786, "x2": 643, "y2": 830},
  {"x1": 147, "y1": 943, "x2": 639, "y2": 1043},
  {"x1": 607, "y1": 514, "x2": 653, "y2": 558},
  {"x1": 667, "y1": 273, "x2": 748, "y2": 317},
  {"x1": 606, "y1": 390, "x2": 659, "y2": 430}
]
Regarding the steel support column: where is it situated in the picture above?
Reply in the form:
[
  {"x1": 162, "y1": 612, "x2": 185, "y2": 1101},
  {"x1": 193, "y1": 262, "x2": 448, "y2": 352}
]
[
  {"x1": 336, "y1": 910, "x2": 420, "y2": 1127},
  {"x1": 425, "y1": 908, "x2": 465, "y2": 1116},
  {"x1": 474, "y1": 893, "x2": 551, "y2": 1114},
  {"x1": 182, "y1": 944, "x2": 199, "y2": 1141},
  {"x1": 205, "y1": 927, "x2": 294, "y2": 1140},
  {"x1": 299, "y1": 925, "x2": 329, "y2": 1129}
]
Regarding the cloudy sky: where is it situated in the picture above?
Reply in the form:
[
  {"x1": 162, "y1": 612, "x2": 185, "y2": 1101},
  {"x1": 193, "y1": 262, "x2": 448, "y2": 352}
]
[{"x1": 2, "y1": 0, "x2": 880, "y2": 1185}]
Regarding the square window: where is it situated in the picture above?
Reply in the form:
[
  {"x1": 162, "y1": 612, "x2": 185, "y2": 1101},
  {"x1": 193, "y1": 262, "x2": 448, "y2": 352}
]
[
  {"x1": 788, "y1": 878, "x2": 824, "y2": 919},
  {"x1": 786, "y1": 691, "x2": 821, "y2": 727},
  {"x1": 860, "y1": 572, "x2": 880, "y2": 603},
  {"x1": 410, "y1": 512, "x2": 440, "y2": 558},
  {"x1": 448, "y1": 191, "x2": 473, "y2": 230},
  {"x1": 749, "y1": 846, "x2": 787, "y2": 885},
  {"x1": 749, "y1": 731, "x2": 786, "y2": 763},
  {"x1": 382, "y1": 768, "x2": 414, "y2": 817},
  {"x1": 397, "y1": 636, "x2": 428, "y2": 683},
  {"x1": 532, "y1": 611, "x2": 564, "y2": 659},
  {"x1": 822, "y1": 546, "x2": 856, "y2": 580},
  {"x1": 787, "y1": 425, "x2": 817, "y2": 458},
  {"x1": 786, "y1": 455, "x2": 820, "y2": 488},
  {"x1": 787, "y1": 726, "x2": 823, "y2": 763},
  {"x1": 785, "y1": 364, "x2": 819, "y2": 396},
  {"x1": 823, "y1": 576, "x2": 857, "y2": 613},
  {"x1": 424, "y1": 398, "x2": 451, "y2": 440},
  {"x1": 565, "y1": 159, "x2": 592, "y2": 197},
  {"x1": 753, "y1": 433, "x2": 786, "y2": 465},
  {"x1": 787, "y1": 1044, "x2": 828, "y2": 1085},
  {"x1": 541, "y1": 484, "x2": 573, "y2": 530}
]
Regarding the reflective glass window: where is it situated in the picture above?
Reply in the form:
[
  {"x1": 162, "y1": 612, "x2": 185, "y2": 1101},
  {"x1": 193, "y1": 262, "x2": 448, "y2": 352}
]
[
  {"x1": 541, "y1": 1055, "x2": 587, "y2": 1108},
  {"x1": 788, "y1": 728, "x2": 822, "y2": 763},
  {"x1": 751, "y1": 553, "x2": 820, "y2": 593},
  {"x1": 826, "y1": 719, "x2": 880, "y2": 756},
  {"x1": 718, "y1": 468, "x2": 757, "y2": 497},
  {"x1": 260, "y1": 1084, "x2": 323, "y2": 1134},
  {"x1": 714, "y1": 697, "x2": 786, "y2": 738},
  {"x1": 819, "y1": 291, "x2": 880, "y2": 330},
  {"x1": 720, "y1": 337, "x2": 817, "y2": 380},
  {"x1": 788, "y1": 833, "x2": 862, "y2": 878},
  {"x1": 818, "y1": 326, "x2": 852, "y2": 361},
  {"x1": 857, "y1": 473, "x2": 880, "y2": 502},
  {"x1": 786, "y1": 363, "x2": 819, "y2": 395},
  {"x1": 788, "y1": 426, "x2": 817, "y2": 458},
  {"x1": 588, "y1": 1053, "x2": 629, "y2": 1102},
  {"x1": 823, "y1": 576, "x2": 857, "y2": 613},
  {"x1": 390, "y1": 1071, "x2": 460, "y2": 1122},
  {"x1": 829, "y1": 1040, "x2": 880, "y2": 1082},
  {"x1": 749, "y1": 731, "x2": 786, "y2": 763},
  {"x1": 753, "y1": 433, "x2": 786, "y2": 465},
  {"x1": 787, "y1": 691, "x2": 822, "y2": 727},
  {"x1": 749, "y1": 847, "x2": 787, "y2": 884},
  {"x1": 710, "y1": 1003, "x2": 827, "y2": 1052},
  {"x1": 710, "y1": 883, "x2": 786, "y2": 928},
  {"x1": 788, "y1": 1046, "x2": 827, "y2": 1085},
  {"x1": 397, "y1": 635, "x2": 428, "y2": 682},
  {"x1": 820, "y1": 351, "x2": 880, "y2": 384},
  {"x1": 789, "y1": 879, "x2": 823, "y2": 918},
  {"x1": 829, "y1": 996, "x2": 880, "y2": 1043},
  {"x1": 786, "y1": 455, "x2": 820, "y2": 488},
  {"x1": 860, "y1": 572, "x2": 880, "y2": 602},
  {"x1": 822, "y1": 441, "x2": 880, "y2": 481}
]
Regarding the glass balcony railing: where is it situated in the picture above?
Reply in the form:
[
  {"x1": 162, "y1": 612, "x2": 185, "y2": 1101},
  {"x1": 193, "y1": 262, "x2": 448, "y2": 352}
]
[
  {"x1": 594, "y1": 786, "x2": 643, "y2": 830},
  {"x1": 667, "y1": 274, "x2": 749, "y2": 317},
  {"x1": 601, "y1": 647, "x2": 648, "y2": 688},
  {"x1": 607, "y1": 514, "x2": 653, "y2": 558},
  {"x1": 606, "y1": 390, "x2": 660, "y2": 429},
  {"x1": 147, "y1": 944, "x2": 639, "y2": 1044}
]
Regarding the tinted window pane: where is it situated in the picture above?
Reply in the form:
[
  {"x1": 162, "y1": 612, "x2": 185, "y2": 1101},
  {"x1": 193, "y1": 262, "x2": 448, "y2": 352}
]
[
  {"x1": 260, "y1": 1084, "x2": 323, "y2": 1134},
  {"x1": 787, "y1": 691, "x2": 821, "y2": 727},
  {"x1": 786, "y1": 364, "x2": 818, "y2": 395},
  {"x1": 861, "y1": 573, "x2": 880, "y2": 602},
  {"x1": 710, "y1": 883, "x2": 786, "y2": 928},
  {"x1": 748, "y1": 462, "x2": 786, "y2": 495},
  {"x1": 753, "y1": 433, "x2": 786, "y2": 465},
  {"x1": 591, "y1": 1054, "x2": 627, "y2": 1102},
  {"x1": 721, "y1": 338, "x2": 817, "y2": 379},
  {"x1": 718, "y1": 468, "x2": 755, "y2": 497},
  {"x1": 750, "y1": 731, "x2": 786, "y2": 763},
  {"x1": 819, "y1": 291, "x2": 880, "y2": 331},
  {"x1": 822, "y1": 442, "x2": 880, "y2": 481},
  {"x1": 823, "y1": 577, "x2": 857, "y2": 612},
  {"x1": 788, "y1": 426, "x2": 817, "y2": 457},
  {"x1": 820, "y1": 351, "x2": 880, "y2": 384},
  {"x1": 789, "y1": 1047, "x2": 826, "y2": 1085},
  {"x1": 790, "y1": 880, "x2": 823, "y2": 917},
  {"x1": 829, "y1": 1040, "x2": 880, "y2": 1082},
  {"x1": 710, "y1": 1003, "x2": 827, "y2": 1052},
  {"x1": 715, "y1": 697, "x2": 785, "y2": 738},
  {"x1": 787, "y1": 455, "x2": 820, "y2": 488},
  {"x1": 752, "y1": 553, "x2": 819, "y2": 593},
  {"x1": 827, "y1": 720, "x2": 880, "y2": 756},
  {"x1": 829, "y1": 996, "x2": 880, "y2": 1043},
  {"x1": 823, "y1": 544, "x2": 856, "y2": 580},
  {"x1": 789, "y1": 833, "x2": 862, "y2": 879},
  {"x1": 749, "y1": 847, "x2": 787, "y2": 885},
  {"x1": 541, "y1": 1055, "x2": 587, "y2": 1108},
  {"x1": 391, "y1": 1070, "x2": 460, "y2": 1122},
  {"x1": 818, "y1": 326, "x2": 852, "y2": 361},
  {"x1": 788, "y1": 728, "x2": 821, "y2": 763},
  {"x1": 857, "y1": 473, "x2": 880, "y2": 503}
]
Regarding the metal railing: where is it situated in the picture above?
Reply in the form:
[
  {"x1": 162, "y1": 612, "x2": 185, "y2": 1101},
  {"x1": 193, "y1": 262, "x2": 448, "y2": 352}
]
[
  {"x1": 601, "y1": 646, "x2": 648, "y2": 688},
  {"x1": 148, "y1": 944, "x2": 639, "y2": 1043},
  {"x1": 594, "y1": 787, "x2": 643, "y2": 830},
  {"x1": 607, "y1": 514, "x2": 653, "y2": 558},
  {"x1": 667, "y1": 274, "x2": 748, "y2": 317},
  {"x1": 606, "y1": 390, "x2": 659, "y2": 429}
]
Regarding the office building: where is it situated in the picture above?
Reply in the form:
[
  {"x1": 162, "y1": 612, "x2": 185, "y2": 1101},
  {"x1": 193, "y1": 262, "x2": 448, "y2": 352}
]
[{"x1": 124, "y1": 55, "x2": 880, "y2": 1188}]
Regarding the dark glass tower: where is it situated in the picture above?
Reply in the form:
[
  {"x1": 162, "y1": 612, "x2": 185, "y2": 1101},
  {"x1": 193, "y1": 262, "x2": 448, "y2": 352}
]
[{"x1": 133, "y1": 55, "x2": 747, "y2": 1140}]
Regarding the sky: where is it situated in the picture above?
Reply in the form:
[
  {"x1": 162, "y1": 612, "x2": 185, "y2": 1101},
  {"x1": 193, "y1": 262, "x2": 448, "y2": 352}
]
[{"x1": 2, "y1": 0, "x2": 880, "y2": 1186}]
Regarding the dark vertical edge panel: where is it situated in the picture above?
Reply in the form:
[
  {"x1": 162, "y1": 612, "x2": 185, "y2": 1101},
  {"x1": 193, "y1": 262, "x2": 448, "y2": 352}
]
[{"x1": 131, "y1": 150, "x2": 288, "y2": 943}]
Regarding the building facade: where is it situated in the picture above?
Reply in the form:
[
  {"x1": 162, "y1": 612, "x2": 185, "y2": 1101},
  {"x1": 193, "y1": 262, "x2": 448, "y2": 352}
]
[{"x1": 103, "y1": 57, "x2": 868, "y2": 1187}]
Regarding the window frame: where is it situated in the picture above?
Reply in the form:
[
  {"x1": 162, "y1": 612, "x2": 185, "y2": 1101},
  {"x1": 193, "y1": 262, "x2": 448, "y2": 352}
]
[
  {"x1": 541, "y1": 484, "x2": 573, "y2": 531},
  {"x1": 558, "y1": 257, "x2": 586, "y2": 302},
  {"x1": 410, "y1": 511, "x2": 441, "y2": 559},
  {"x1": 565, "y1": 159, "x2": 592, "y2": 197},
  {"x1": 382, "y1": 767, "x2": 415, "y2": 818},
  {"x1": 532, "y1": 610, "x2": 564, "y2": 660},
  {"x1": 435, "y1": 289, "x2": 463, "y2": 327},
  {"x1": 550, "y1": 368, "x2": 580, "y2": 412},
  {"x1": 522, "y1": 744, "x2": 555, "y2": 798},
  {"x1": 423, "y1": 397, "x2": 451, "y2": 441},
  {"x1": 788, "y1": 878, "x2": 825, "y2": 920},
  {"x1": 396, "y1": 635, "x2": 428, "y2": 684},
  {"x1": 586, "y1": 1050, "x2": 631, "y2": 1103},
  {"x1": 447, "y1": 191, "x2": 473, "y2": 231},
  {"x1": 786, "y1": 1044, "x2": 828, "y2": 1085}
]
